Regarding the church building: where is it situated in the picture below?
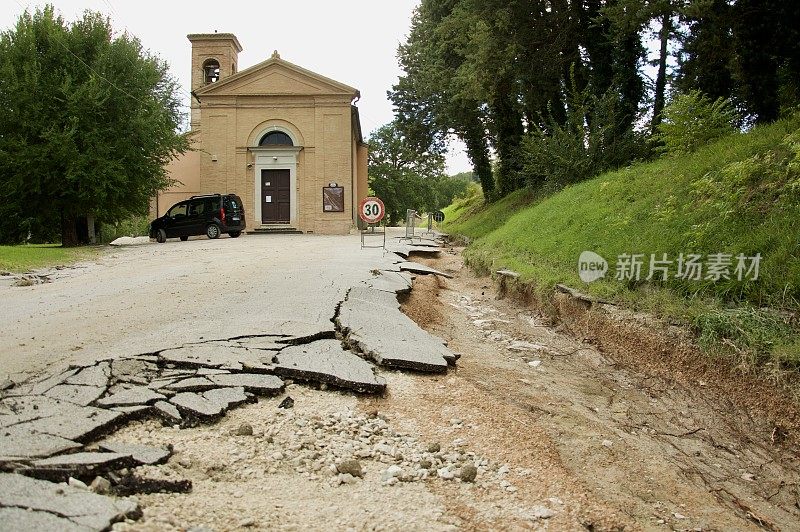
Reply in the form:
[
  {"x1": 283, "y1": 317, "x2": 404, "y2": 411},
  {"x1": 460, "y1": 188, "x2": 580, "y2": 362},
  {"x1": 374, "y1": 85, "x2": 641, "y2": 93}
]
[{"x1": 154, "y1": 33, "x2": 369, "y2": 235}]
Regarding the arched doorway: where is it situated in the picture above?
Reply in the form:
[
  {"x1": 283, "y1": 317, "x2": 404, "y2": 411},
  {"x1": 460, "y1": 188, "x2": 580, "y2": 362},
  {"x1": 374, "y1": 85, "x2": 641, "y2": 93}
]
[{"x1": 249, "y1": 126, "x2": 303, "y2": 227}]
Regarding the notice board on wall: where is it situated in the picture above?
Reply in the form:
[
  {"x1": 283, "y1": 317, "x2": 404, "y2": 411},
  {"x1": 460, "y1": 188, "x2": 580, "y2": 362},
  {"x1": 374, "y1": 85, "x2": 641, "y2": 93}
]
[{"x1": 322, "y1": 186, "x2": 344, "y2": 212}]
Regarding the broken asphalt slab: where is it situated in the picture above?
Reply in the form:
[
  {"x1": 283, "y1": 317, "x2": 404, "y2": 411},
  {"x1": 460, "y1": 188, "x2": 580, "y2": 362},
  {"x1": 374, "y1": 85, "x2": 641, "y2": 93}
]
[
  {"x1": 158, "y1": 343, "x2": 276, "y2": 372},
  {"x1": 168, "y1": 384, "x2": 262, "y2": 421},
  {"x1": 275, "y1": 340, "x2": 387, "y2": 394},
  {"x1": 153, "y1": 400, "x2": 182, "y2": 425},
  {"x1": 337, "y1": 287, "x2": 452, "y2": 373},
  {"x1": 2, "y1": 368, "x2": 80, "y2": 398},
  {"x1": 202, "y1": 386, "x2": 253, "y2": 410},
  {"x1": 26, "y1": 408, "x2": 126, "y2": 444},
  {"x1": 386, "y1": 244, "x2": 442, "y2": 258},
  {"x1": 346, "y1": 285, "x2": 401, "y2": 309},
  {"x1": 110, "y1": 359, "x2": 158, "y2": 385},
  {"x1": 169, "y1": 392, "x2": 226, "y2": 420},
  {"x1": 360, "y1": 270, "x2": 413, "y2": 294},
  {"x1": 0, "y1": 506, "x2": 92, "y2": 532},
  {"x1": 22, "y1": 452, "x2": 135, "y2": 483},
  {"x1": 163, "y1": 377, "x2": 218, "y2": 393},
  {"x1": 0, "y1": 425, "x2": 81, "y2": 462},
  {"x1": 397, "y1": 261, "x2": 453, "y2": 278},
  {"x1": 0, "y1": 472, "x2": 140, "y2": 530},
  {"x1": 1, "y1": 395, "x2": 123, "y2": 446},
  {"x1": 44, "y1": 384, "x2": 106, "y2": 407},
  {"x1": 98, "y1": 441, "x2": 172, "y2": 466},
  {"x1": 205, "y1": 373, "x2": 284, "y2": 395},
  {"x1": 96, "y1": 386, "x2": 166, "y2": 408},
  {"x1": 393, "y1": 238, "x2": 442, "y2": 248},
  {"x1": 65, "y1": 362, "x2": 110, "y2": 387}
]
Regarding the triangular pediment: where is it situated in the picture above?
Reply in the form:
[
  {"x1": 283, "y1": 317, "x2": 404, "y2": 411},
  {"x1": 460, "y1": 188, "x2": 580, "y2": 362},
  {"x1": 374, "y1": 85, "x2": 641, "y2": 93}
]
[{"x1": 195, "y1": 56, "x2": 359, "y2": 97}]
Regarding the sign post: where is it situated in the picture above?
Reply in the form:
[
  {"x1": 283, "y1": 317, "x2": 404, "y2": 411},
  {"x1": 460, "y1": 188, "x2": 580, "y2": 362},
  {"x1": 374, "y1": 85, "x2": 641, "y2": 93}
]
[
  {"x1": 423, "y1": 210, "x2": 445, "y2": 237},
  {"x1": 359, "y1": 196, "x2": 386, "y2": 249}
]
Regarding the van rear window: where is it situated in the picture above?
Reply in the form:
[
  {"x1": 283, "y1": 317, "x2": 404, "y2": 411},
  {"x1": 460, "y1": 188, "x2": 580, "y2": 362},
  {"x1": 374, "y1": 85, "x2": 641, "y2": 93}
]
[{"x1": 224, "y1": 196, "x2": 242, "y2": 211}]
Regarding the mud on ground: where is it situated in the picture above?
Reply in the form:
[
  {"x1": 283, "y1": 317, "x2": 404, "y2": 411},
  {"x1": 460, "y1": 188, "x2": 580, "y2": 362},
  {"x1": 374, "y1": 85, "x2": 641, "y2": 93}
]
[{"x1": 402, "y1": 247, "x2": 800, "y2": 531}]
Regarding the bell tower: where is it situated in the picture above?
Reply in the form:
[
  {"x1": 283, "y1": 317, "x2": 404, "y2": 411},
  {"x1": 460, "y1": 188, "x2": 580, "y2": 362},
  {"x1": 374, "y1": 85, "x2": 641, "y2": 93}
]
[{"x1": 187, "y1": 33, "x2": 243, "y2": 130}]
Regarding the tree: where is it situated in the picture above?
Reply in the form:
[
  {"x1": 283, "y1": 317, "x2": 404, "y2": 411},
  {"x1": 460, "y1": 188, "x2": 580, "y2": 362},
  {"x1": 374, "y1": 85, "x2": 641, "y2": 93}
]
[
  {"x1": 367, "y1": 122, "x2": 448, "y2": 225},
  {"x1": 391, "y1": 1, "x2": 496, "y2": 200},
  {"x1": 392, "y1": 0, "x2": 651, "y2": 200},
  {"x1": 0, "y1": 6, "x2": 188, "y2": 246},
  {"x1": 677, "y1": 0, "x2": 800, "y2": 124},
  {"x1": 651, "y1": 8, "x2": 675, "y2": 134}
]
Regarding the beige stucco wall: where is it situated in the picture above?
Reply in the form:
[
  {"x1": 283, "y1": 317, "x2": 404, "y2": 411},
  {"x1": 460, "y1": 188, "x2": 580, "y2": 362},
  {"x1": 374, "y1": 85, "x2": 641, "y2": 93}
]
[
  {"x1": 152, "y1": 150, "x2": 201, "y2": 217},
  {"x1": 356, "y1": 144, "x2": 369, "y2": 204}
]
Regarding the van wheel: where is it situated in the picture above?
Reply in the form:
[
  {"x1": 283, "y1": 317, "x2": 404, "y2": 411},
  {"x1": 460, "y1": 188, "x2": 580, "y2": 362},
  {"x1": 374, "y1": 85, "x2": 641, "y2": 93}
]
[
  {"x1": 228, "y1": 231, "x2": 241, "y2": 238},
  {"x1": 156, "y1": 229, "x2": 166, "y2": 243},
  {"x1": 206, "y1": 224, "x2": 221, "y2": 239},
  {"x1": 180, "y1": 236, "x2": 188, "y2": 241}
]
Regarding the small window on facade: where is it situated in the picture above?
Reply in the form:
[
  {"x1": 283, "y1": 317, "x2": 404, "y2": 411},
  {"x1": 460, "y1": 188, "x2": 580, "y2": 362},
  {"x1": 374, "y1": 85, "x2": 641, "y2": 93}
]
[
  {"x1": 259, "y1": 131, "x2": 294, "y2": 146},
  {"x1": 203, "y1": 58, "x2": 220, "y2": 84}
]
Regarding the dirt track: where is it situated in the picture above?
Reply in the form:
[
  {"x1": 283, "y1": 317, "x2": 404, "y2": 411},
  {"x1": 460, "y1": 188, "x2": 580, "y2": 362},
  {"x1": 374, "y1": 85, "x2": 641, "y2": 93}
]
[{"x1": 401, "y1": 247, "x2": 800, "y2": 530}]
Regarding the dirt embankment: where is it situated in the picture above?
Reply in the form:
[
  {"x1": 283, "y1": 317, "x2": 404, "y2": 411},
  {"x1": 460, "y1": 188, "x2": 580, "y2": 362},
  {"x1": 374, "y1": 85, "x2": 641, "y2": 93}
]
[{"x1": 402, "y1": 247, "x2": 800, "y2": 531}]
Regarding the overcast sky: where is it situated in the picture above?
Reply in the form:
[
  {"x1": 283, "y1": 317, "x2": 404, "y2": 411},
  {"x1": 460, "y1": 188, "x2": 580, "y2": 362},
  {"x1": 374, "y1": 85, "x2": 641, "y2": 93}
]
[{"x1": 3, "y1": 0, "x2": 473, "y2": 174}]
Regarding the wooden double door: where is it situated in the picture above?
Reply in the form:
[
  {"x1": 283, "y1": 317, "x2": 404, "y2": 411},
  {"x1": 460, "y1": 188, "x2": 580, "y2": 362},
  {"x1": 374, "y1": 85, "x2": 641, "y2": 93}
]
[{"x1": 261, "y1": 169, "x2": 290, "y2": 224}]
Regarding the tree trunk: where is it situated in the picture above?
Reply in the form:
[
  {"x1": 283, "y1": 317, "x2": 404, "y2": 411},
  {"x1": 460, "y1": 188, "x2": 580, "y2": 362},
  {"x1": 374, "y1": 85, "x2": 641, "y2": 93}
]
[
  {"x1": 651, "y1": 12, "x2": 672, "y2": 134},
  {"x1": 732, "y1": 0, "x2": 780, "y2": 123},
  {"x1": 614, "y1": 31, "x2": 644, "y2": 137},
  {"x1": 490, "y1": 75, "x2": 525, "y2": 197},
  {"x1": 61, "y1": 211, "x2": 79, "y2": 247},
  {"x1": 461, "y1": 114, "x2": 495, "y2": 201}
]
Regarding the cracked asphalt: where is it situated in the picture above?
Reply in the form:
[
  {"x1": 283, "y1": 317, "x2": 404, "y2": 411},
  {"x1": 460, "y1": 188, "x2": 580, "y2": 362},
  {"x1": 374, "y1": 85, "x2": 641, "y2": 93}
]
[{"x1": 1, "y1": 233, "x2": 397, "y2": 381}]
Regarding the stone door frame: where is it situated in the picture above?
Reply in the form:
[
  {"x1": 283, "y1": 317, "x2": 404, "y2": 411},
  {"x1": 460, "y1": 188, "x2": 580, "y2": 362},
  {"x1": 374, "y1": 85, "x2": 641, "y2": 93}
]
[{"x1": 250, "y1": 145, "x2": 302, "y2": 228}]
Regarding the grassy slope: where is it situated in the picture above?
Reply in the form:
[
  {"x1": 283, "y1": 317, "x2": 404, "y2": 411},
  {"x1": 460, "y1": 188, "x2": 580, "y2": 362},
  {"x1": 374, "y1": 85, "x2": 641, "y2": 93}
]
[
  {"x1": 444, "y1": 115, "x2": 800, "y2": 369},
  {"x1": 0, "y1": 244, "x2": 97, "y2": 273}
]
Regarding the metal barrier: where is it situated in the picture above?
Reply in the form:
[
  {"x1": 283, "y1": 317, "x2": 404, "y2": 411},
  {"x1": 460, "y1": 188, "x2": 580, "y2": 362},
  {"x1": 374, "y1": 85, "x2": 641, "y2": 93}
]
[
  {"x1": 423, "y1": 213, "x2": 435, "y2": 237},
  {"x1": 403, "y1": 209, "x2": 422, "y2": 241}
]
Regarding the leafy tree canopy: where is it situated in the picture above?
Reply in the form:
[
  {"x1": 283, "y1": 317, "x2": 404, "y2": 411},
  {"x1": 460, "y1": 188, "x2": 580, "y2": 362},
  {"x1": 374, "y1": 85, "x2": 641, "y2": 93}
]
[
  {"x1": 368, "y1": 122, "x2": 468, "y2": 225},
  {"x1": 0, "y1": 5, "x2": 189, "y2": 245},
  {"x1": 391, "y1": 0, "x2": 800, "y2": 200}
]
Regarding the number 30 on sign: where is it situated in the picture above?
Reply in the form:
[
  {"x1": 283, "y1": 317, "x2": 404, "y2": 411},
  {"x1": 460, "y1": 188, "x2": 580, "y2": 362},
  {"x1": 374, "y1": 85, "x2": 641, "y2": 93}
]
[{"x1": 358, "y1": 197, "x2": 385, "y2": 224}]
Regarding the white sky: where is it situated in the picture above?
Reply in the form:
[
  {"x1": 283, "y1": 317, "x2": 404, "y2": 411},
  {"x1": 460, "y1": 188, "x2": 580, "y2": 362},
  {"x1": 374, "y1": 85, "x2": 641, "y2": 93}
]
[{"x1": 2, "y1": 0, "x2": 473, "y2": 174}]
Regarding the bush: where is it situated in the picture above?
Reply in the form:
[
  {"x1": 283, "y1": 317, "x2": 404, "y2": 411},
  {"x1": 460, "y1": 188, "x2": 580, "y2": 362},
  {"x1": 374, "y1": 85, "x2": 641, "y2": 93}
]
[
  {"x1": 655, "y1": 90, "x2": 738, "y2": 155},
  {"x1": 98, "y1": 215, "x2": 150, "y2": 243},
  {"x1": 520, "y1": 86, "x2": 642, "y2": 188}
]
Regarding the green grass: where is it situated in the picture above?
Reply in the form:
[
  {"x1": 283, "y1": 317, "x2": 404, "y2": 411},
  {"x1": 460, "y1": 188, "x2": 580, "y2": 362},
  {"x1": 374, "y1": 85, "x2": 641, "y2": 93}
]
[
  {"x1": 0, "y1": 244, "x2": 98, "y2": 273},
  {"x1": 444, "y1": 114, "x2": 800, "y2": 373},
  {"x1": 443, "y1": 186, "x2": 542, "y2": 240}
]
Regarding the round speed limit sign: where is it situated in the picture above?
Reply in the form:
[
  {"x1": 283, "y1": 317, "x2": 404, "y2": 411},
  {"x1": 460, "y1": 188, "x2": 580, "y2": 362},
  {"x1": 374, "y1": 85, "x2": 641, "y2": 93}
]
[{"x1": 358, "y1": 197, "x2": 385, "y2": 224}]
